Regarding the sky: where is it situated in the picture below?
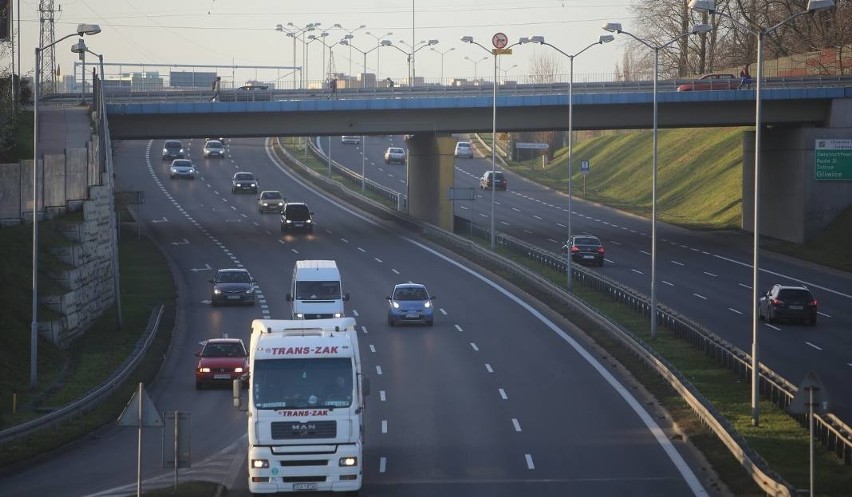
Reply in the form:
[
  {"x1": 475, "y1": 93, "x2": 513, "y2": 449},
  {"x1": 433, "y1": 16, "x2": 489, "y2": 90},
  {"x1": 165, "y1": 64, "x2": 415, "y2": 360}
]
[{"x1": 8, "y1": 0, "x2": 639, "y2": 87}]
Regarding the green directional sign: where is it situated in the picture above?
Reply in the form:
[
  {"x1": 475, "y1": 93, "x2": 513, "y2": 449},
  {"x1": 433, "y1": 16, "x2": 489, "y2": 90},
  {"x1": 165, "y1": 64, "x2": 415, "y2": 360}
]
[{"x1": 814, "y1": 139, "x2": 852, "y2": 181}]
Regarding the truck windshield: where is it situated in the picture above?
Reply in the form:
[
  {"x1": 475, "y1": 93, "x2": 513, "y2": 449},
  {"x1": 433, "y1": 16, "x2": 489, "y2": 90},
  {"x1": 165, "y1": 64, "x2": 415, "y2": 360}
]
[
  {"x1": 295, "y1": 281, "x2": 341, "y2": 300},
  {"x1": 253, "y1": 358, "x2": 353, "y2": 409}
]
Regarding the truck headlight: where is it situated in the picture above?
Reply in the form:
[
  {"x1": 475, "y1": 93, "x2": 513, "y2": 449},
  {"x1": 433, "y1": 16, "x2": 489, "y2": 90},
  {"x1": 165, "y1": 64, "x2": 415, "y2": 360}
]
[
  {"x1": 334, "y1": 312, "x2": 343, "y2": 318},
  {"x1": 213, "y1": 288, "x2": 222, "y2": 295},
  {"x1": 234, "y1": 367, "x2": 244, "y2": 373},
  {"x1": 339, "y1": 456, "x2": 357, "y2": 467},
  {"x1": 251, "y1": 459, "x2": 269, "y2": 468},
  {"x1": 198, "y1": 367, "x2": 211, "y2": 373}
]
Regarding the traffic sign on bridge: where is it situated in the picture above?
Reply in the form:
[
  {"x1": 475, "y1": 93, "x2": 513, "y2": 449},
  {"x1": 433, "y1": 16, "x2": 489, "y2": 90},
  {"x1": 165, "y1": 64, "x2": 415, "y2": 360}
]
[{"x1": 815, "y1": 139, "x2": 852, "y2": 181}]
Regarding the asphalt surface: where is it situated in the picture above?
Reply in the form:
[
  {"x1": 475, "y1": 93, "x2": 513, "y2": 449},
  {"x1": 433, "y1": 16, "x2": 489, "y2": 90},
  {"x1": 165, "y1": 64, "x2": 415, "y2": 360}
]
[{"x1": 0, "y1": 136, "x2": 717, "y2": 497}]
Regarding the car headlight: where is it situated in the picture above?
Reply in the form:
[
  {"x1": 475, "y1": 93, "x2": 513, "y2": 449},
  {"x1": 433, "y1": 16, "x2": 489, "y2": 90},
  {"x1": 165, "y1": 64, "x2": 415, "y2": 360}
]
[
  {"x1": 213, "y1": 288, "x2": 222, "y2": 295},
  {"x1": 162, "y1": 149, "x2": 168, "y2": 154},
  {"x1": 234, "y1": 367, "x2": 244, "y2": 373},
  {"x1": 250, "y1": 183, "x2": 256, "y2": 187},
  {"x1": 295, "y1": 313, "x2": 304, "y2": 319},
  {"x1": 179, "y1": 148, "x2": 185, "y2": 154},
  {"x1": 305, "y1": 219, "x2": 312, "y2": 223},
  {"x1": 277, "y1": 202, "x2": 284, "y2": 206},
  {"x1": 339, "y1": 456, "x2": 357, "y2": 467},
  {"x1": 251, "y1": 459, "x2": 269, "y2": 469},
  {"x1": 198, "y1": 367, "x2": 211, "y2": 373},
  {"x1": 285, "y1": 219, "x2": 292, "y2": 224},
  {"x1": 392, "y1": 301, "x2": 400, "y2": 309},
  {"x1": 424, "y1": 301, "x2": 432, "y2": 308},
  {"x1": 245, "y1": 288, "x2": 253, "y2": 294},
  {"x1": 334, "y1": 312, "x2": 343, "y2": 318}
]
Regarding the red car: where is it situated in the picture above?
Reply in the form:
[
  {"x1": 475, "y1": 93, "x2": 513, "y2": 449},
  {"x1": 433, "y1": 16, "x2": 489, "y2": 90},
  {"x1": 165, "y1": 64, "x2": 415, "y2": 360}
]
[
  {"x1": 677, "y1": 73, "x2": 739, "y2": 91},
  {"x1": 195, "y1": 338, "x2": 249, "y2": 389}
]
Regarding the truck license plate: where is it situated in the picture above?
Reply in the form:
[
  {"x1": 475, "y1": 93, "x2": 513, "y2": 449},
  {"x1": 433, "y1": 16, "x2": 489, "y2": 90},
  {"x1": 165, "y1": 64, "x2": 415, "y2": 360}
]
[{"x1": 293, "y1": 483, "x2": 317, "y2": 491}]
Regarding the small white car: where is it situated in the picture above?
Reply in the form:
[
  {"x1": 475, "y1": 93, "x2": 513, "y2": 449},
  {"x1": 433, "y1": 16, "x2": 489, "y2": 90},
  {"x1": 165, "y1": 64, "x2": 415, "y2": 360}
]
[
  {"x1": 384, "y1": 147, "x2": 406, "y2": 164},
  {"x1": 169, "y1": 159, "x2": 197, "y2": 179},
  {"x1": 203, "y1": 139, "x2": 225, "y2": 158},
  {"x1": 454, "y1": 141, "x2": 474, "y2": 158},
  {"x1": 341, "y1": 136, "x2": 361, "y2": 145}
]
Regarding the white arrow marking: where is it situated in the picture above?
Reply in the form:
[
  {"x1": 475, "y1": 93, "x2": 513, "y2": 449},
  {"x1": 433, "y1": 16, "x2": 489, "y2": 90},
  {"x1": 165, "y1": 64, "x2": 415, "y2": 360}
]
[{"x1": 191, "y1": 263, "x2": 212, "y2": 272}]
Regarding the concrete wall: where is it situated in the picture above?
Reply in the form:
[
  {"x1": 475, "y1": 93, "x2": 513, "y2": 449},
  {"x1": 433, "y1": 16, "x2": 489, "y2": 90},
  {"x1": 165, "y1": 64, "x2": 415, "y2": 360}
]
[{"x1": 742, "y1": 118, "x2": 852, "y2": 242}]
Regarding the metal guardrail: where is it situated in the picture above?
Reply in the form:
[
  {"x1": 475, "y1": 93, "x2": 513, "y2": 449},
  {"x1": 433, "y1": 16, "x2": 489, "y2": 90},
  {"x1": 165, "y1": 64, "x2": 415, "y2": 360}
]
[{"x1": 0, "y1": 305, "x2": 164, "y2": 446}]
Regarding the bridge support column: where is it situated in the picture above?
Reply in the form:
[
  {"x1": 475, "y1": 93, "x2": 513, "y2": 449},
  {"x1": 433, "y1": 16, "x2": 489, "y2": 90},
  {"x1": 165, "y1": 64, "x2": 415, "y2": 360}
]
[
  {"x1": 406, "y1": 134, "x2": 456, "y2": 230},
  {"x1": 742, "y1": 112, "x2": 852, "y2": 243}
]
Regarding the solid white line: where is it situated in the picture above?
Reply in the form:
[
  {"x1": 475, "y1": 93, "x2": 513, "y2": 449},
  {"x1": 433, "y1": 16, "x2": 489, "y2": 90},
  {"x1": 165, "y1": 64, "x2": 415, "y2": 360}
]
[
  {"x1": 805, "y1": 342, "x2": 823, "y2": 351},
  {"x1": 381, "y1": 420, "x2": 388, "y2": 433},
  {"x1": 454, "y1": 324, "x2": 463, "y2": 332},
  {"x1": 485, "y1": 364, "x2": 494, "y2": 373},
  {"x1": 525, "y1": 454, "x2": 535, "y2": 470},
  {"x1": 728, "y1": 308, "x2": 743, "y2": 315},
  {"x1": 512, "y1": 419, "x2": 522, "y2": 432},
  {"x1": 375, "y1": 366, "x2": 383, "y2": 375},
  {"x1": 379, "y1": 457, "x2": 387, "y2": 473},
  {"x1": 470, "y1": 343, "x2": 479, "y2": 351},
  {"x1": 498, "y1": 388, "x2": 508, "y2": 400},
  {"x1": 713, "y1": 253, "x2": 852, "y2": 299}
]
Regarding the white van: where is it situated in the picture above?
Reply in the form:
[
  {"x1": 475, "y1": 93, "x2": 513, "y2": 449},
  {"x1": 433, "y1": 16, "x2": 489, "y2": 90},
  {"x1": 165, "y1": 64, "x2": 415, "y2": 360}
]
[{"x1": 285, "y1": 260, "x2": 349, "y2": 319}]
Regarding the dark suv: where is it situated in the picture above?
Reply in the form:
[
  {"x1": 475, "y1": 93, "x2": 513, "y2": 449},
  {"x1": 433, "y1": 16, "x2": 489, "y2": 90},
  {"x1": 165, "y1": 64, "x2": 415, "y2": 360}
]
[
  {"x1": 280, "y1": 202, "x2": 314, "y2": 233},
  {"x1": 162, "y1": 140, "x2": 185, "y2": 160},
  {"x1": 480, "y1": 171, "x2": 507, "y2": 190},
  {"x1": 758, "y1": 284, "x2": 818, "y2": 325}
]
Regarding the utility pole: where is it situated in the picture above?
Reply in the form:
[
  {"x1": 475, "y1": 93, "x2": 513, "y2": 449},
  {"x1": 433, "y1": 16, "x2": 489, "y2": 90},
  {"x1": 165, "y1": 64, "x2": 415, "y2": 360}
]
[{"x1": 38, "y1": 0, "x2": 57, "y2": 95}]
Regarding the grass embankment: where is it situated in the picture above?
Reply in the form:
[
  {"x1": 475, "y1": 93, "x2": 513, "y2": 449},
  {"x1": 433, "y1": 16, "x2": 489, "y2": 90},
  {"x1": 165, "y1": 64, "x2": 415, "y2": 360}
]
[{"x1": 0, "y1": 218, "x2": 176, "y2": 468}]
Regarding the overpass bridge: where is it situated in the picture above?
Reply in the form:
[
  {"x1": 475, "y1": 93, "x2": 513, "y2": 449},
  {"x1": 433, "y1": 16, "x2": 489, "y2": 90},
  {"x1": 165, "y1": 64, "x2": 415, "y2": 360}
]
[{"x1": 104, "y1": 81, "x2": 852, "y2": 243}]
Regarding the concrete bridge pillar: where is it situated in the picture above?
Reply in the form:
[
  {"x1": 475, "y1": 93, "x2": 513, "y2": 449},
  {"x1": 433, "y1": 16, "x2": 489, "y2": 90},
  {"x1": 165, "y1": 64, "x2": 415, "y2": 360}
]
[
  {"x1": 742, "y1": 109, "x2": 852, "y2": 243},
  {"x1": 406, "y1": 134, "x2": 456, "y2": 230}
]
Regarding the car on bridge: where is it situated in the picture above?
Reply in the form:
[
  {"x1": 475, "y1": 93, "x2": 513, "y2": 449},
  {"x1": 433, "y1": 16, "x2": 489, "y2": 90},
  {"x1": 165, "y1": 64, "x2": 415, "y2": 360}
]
[
  {"x1": 384, "y1": 147, "x2": 406, "y2": 164},
  {"x1": 210, "y1": 268, "x2": 257, "y2": 307},
  {"x1": 257, "y1": 190, "x2": 286, "y2": 214},
  {"x1": 758, "y1": 284, "x2": 818, "y2": 325},
  {"x1": 168, "y1": 159, "x2": 197, "y2": 179},
  {"x1": 194, "y1": 338, "x2": 249, "y2": 389},
  {"x1": 677, "y1": 73, "x2": 739, "y2": 91},
  {"x1": 479, "y1": 170, "x2": 507, "y2": 190},
  {"x1": 232, "y1": 172, "x2": 258, "y2": 194},
  {"x1": 341, "y1": 136, "x2": 361, "y2": 145},
  {"x1": 563, "y1": 235, "x2": 606, "y2": 266},
  {"x1": 386, "y1": 283, "x2": 435, "y2": 327},
  {"x1": 161, "y1": 140, "x2": 185, "y2": 160}
]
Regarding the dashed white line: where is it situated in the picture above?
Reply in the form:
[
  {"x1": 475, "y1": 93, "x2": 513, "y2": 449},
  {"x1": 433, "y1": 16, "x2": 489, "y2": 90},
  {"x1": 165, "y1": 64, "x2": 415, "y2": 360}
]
[
  {"x1": 525, "y1": 454, "x2": 535, "y2": 470},
  {"x1": 671, "y1": 260, "x2": 685, "y2": 266},
  {"x1": 454, "y1": 324, "x2": 463, "y2": 332},
  {"x1": 392, "y1": 269, "x2": 400, "y2": 274},
  {"x1": 693, "y1": 293, "x2": 708, "y2": 300},
  {"x1": 663, "y1": 281, "x2": 675, "y2": 287},
  {"x1": 360, "y1": 325, "x2": 368, "y2": 334},
  {"x1": 512, "y1": 418, "x2": 522, "y2": 432},
  {"x1": 357, "y1": 247, "x2": 366, "y2": 253},
  {"x1": 439, "y1": 308, "x2": 447, "y2": 315},
  {"x1": 765, "y1": 323, "x2": 781, "y2": 331},
  {"x1": 485, "y1": 364, "x2": 494, "y2": 373},
  {"x1": 739, "y1": 283, "x2": 751, "y2": 290},
  {"x1": 374, "y1": 257, "x2": 383, "y2": 263},
  {"x1": 470, "y1": 343, "x2": 479, "y2": 351},
  {"x1": 379, "y1": 457, "x2": 387, "y2": 473},
  {"x1": 805, "y1": 342, "x2": 822, "y2": 351},
  {"x1": 631, "y1": 269, "x2": 644, "y2": 275},
  {"x1": 703, "y1": 271, "x2": 718, "y2": 277},
  {"x1": 340, "y1": 238, "x2": 349, "y2": 243},
  {"x1": 375, "y1": 366, "x2": 383, "y2": 375},
  {"x1": 381, "y1": 420, "x2": 388, "y2": 433},
  {"x1": 728, "y1": 308, "x2": 743, "y2": 315},
  {"x1": 640, "y1": 250, "x2": 651, "y2": 256},
  {"x1": 498, "y1": 388, "x2": 508, "y2": 400},
  {"x1": 369, "y1": 345, "x2": 376, "y2": 353},
  {"x1": 380, "y1": 390, "x2": 386, "y2": 402}
]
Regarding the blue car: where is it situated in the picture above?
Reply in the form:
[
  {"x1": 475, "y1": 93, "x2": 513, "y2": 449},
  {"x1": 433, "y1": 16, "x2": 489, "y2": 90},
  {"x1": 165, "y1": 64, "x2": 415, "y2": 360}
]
[{"x1": 386, "y1": 283, "x2": 435, "y2": 327}]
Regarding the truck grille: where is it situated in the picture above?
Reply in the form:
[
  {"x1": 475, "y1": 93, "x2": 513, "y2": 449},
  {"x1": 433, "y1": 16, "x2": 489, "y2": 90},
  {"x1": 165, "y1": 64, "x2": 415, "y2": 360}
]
[{"x1": 271, "y1": 420, "x2": 337, "y2": 439}]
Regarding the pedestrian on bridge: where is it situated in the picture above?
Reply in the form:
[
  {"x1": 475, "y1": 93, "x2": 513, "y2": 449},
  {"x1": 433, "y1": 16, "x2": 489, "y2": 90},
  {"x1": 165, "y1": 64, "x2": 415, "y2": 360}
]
[
  {"x1": 328, "y1": 77, "x2": 338, "y2": 99},
  {"x1": 211, "y1": 76, "x2": 221, "y2": 102},
  {"x1": 739, "y1": 64, "x2": 752, "y2": 90}
]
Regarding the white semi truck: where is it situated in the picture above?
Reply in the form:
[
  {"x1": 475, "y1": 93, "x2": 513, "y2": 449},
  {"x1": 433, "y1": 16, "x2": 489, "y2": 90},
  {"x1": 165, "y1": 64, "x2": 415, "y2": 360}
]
[{"x1": 235, "y1": 317, "x2": 368, "y2": 495}]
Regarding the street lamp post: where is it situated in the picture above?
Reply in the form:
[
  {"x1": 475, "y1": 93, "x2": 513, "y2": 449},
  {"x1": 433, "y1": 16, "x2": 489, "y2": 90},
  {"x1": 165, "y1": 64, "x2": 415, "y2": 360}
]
[
  {"x1": 429, "y1": 46, "x2": 455, "y2": 85},
  {"x1": 688, "y1": 0, "x2": 835, "y2": 431},
  {"x1": 602, "y1": 22, "x2": 710, "y2": 331},
  {"x1": 276, "y1": 22, "x2": 320, "y2": 89},
  {"x1": 464, "y1": 55, "x2": 488, "y2": 82},
  {"x1": 462, "y1": 35, "x2": 524, "y2": 249},
  {"x1": 309, "y1": 33, "x2": 341, "y2": 84},
  {"x1": 365, "y1": 31, "x2": 393, "y2": 79},
  {"x1": 31, "y1": 23, "x2": 101, "y2": 388},
  {"x1": 521, "y1": 34, "x2": 615, "y2": 291},
  {"x1": 334, "y1": 24, "x2": 367, "y2": 82},
  {"x1": 340, "y1": 39, "x2": 392, "y2": 88},
  {"x1": 397, "y1": 39, "x2": 438, "y2": 86},
  {"x1": 500, "y1": 63, "x2": 517, "y2": 83}
]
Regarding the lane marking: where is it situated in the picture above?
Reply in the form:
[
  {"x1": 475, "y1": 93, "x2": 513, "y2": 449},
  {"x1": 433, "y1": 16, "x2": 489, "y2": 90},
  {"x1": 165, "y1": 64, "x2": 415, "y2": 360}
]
[
  {"x1": 369, "y1": 345, "x2": 376, "y2": 353},
  {"x1": 485, "y1": 364, "x2": 494, "y2": 373},
  {"x1": 381, "y1": 420, "x2": 388, "y2": 433},
  {"x1": 380, "y1": 390, "x2": 386, "y2": 402},
  {"x1": 693, "y1": 293, "x2": 708, "y2": 300},
  {"x1": 728, "y1": 308, "x2": 743, "y2": 315},
  {"x1": 805, "y1": 342, "x2": 822, "y2": 351},
  {"x1": 454, "y1": 324, "x2": 463, "y2": 332},
  {"x1": 713, "y1": 253, "x2": 852, "y2": 299},
  {"x1": 498, "y1": 388, "x2": 508, "y2": 400},
  {"x1": 632, "y1": 269, "x2": 644, "y2": 275},
  {"x1": 375, "y1": 366, "x2": 383, "y2": 375},
  {"x1": 525, "y1": 454, "x2": 535, "y2": 470},
  {"x1": 663, "y1": 281, "x2": 675, "y2": 287},
  {"x1": 671, "y1": 260, "x2": 685, "y2": 266},
  {"x1": 379, "y1": 457, "x2": 387, "y2": 473},
  {"x1": 470, "y1": 343, "x2": 479, "y2": 351},
  {"x1": 512, "y1": 419, "x2": 522, "y2": 432},
  {"x1": 703, "y1": 271, "x2": 718, "y2": 277}
]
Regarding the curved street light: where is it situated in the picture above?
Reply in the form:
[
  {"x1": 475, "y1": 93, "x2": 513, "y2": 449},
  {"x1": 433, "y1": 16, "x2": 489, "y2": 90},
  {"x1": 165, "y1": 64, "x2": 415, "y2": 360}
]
[
  {"x1": 461, "y1": 35, "x2": 526, "y2": 249},
  {"x1": 429, "y1": 47, "x2": 455, "y2": 85},
  {"x1": 398, "y1": 39, "x2": 438, "y2": 86},
  {"x1": 521, "y1": 34, "x2": 615, "y2": 292},
  {"x1": 276, "y1": 22, "x2": 321, "y2": 89},
  {"x1": 688, "y1": 0, "x2": 835, "y2": 432},
  {"x1": 365, "y1": 31, "x2": 393, "y2": 78},
  {"x1": 334, "y1": 23, "x2": 367, "y2": 80},
  {"x1": 463, "y1": 55, "x2": 489, "y2": 82},
  {"x1": 339, "y1": 38, "x2": 392, "y2": 87},
  {"x1": 601, "y1": 23, "x2": 709, "y2": 333},
  {"x1": 32, "y1": 23, "x2": 102, "y2": 388}
]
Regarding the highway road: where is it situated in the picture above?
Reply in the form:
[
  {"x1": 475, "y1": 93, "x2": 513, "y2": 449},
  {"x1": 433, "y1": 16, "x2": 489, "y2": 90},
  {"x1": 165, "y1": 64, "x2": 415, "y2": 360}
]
[
  {"x1": 0, "y1": 137, "x2": 714, "y2": 496},
  {"x1": 326, "y1": 135, "x2": 852, "y2": 425}
]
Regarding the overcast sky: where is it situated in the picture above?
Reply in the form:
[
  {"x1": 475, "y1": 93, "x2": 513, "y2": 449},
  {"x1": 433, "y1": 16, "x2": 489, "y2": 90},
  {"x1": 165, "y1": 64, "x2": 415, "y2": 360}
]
[{"x1": 10, "y1": 0, "x2": 638, "y2": 87}]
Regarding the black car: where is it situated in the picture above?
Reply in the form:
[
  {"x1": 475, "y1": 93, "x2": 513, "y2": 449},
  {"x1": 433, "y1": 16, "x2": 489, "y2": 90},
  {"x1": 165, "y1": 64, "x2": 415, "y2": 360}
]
[
  {"x1": 563, "y1": 235, "x2": 605, "y2": 266},
  {"x1": 280, "y1": 202, "x2": 314, "y2": 233},
  {"x1": 210, "y1": 268, "x2": 256, "y2": 306},
  {"x1": 162, "y1": 140, "x2": 185, "y2": 160},
  {"x1": 758, "y1": 284, "x2": 818, "y2": 325},
  {"x1": 480, "y1": 170, "x2": 507, "y2": 190},
  {"x1": 231, "y1": 172, "x2": 258, "y2": 193}
]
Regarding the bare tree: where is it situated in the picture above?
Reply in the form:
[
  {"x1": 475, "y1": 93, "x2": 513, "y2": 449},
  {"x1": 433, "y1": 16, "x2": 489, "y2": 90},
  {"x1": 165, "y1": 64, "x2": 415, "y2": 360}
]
[{"x1": 529, "y1": 51, "x2": 562, "y2": 84}]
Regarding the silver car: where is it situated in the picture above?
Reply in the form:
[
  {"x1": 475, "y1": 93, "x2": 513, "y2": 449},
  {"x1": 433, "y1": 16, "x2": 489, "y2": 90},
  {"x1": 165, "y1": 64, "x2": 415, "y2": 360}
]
[
  {"x1": 203, "y1": 139, "x2": 225, "y2": 158},
  {"x1": 257, "y1": 190, "x2": 286, "y2": 214},
  {"x1": 384, "y1": 147, "x2": 406, "y2": 164},
  {"x1": 169, "y1": 159, "x2": 197, "y2": 179}
]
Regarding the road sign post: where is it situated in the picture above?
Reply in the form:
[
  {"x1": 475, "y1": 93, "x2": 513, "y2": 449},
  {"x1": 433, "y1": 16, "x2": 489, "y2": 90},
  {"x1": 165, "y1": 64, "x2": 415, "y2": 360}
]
[
  {"x1": 789, "y1": 371, "x2": 830, "y2": 497},
  {"x1": 580, "y1": 160, "x2": 590, "y2": 196},
  {"x1": 814, "y1": 139, "x2": 852, "y2": 181}
]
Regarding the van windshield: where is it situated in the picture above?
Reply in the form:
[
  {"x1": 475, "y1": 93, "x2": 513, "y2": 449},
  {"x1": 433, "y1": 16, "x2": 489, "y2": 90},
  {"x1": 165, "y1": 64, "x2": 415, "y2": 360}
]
[{"x1": 295, "y1": 281, "x2": 341, "y2": 300}]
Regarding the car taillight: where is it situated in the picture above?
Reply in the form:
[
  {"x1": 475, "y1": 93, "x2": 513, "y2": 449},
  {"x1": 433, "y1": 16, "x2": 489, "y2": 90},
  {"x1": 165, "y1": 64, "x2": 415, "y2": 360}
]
[
  {"x1": 597, "y1": 247, "x2": 605, "y2": 254},
  {"x1": 770, "y1": 298, "x2": 783, "y2": 306},
  {"x1": 808, "y1": 299, "x2": 818, "y2": 307},
  {"x1": 571, "y1": 246, "x2": 579, "y2": 254}
]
